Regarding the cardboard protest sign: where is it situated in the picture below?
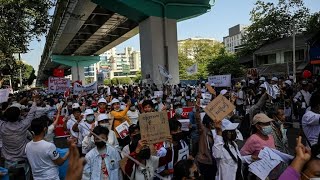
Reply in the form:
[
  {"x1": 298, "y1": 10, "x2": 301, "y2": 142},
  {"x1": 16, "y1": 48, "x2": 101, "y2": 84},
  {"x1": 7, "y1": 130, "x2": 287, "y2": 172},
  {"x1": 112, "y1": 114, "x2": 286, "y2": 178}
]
[
  {"x1": 204, "y1": 95, "x2": 235, "y2": 122},
  {"x1": 73, "y1": 81, "x2": 97, "y2": 95},
  {"x1": 205, "y1": 83, "x2": 216, "y2": 95},
  {"x1": 208, "y1": 74, "x2": 231, "y2": 87},
  {"x1": 139, "y1": 111, "x2": 170, "y2": 144},
  {"x1": 48, "y1": 77, "x2": 70, "y2": 93},
  {"x1": 0, "y1": 89, "x2": 10, "y2": 103}
]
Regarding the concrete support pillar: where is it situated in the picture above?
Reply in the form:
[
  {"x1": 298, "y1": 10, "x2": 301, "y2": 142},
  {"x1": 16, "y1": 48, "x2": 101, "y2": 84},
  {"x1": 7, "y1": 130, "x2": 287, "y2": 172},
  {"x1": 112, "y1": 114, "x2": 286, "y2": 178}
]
[
  {"x1": 139, "y1": 16, "x2": 179, "y2": 86},
  {"x1": 71, "y1": 66, "x2": 85, "y2": 83}
]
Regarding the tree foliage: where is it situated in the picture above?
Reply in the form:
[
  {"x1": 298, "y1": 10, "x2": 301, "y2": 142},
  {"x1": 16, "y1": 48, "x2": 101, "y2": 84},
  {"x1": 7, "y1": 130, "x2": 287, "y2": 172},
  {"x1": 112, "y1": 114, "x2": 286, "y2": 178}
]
[
  {"x1": 178, "y1": 40, "x2": 225, "y2": 80},
  {"x1": 110, "y1": 77, "x2": 132, "y2": 85},
  {"x1": 207, "y1": 49, "x2": 245, "y2": 78},
  {"x1": 238, "y1": 0, "x2": 311, "y2": 56}
]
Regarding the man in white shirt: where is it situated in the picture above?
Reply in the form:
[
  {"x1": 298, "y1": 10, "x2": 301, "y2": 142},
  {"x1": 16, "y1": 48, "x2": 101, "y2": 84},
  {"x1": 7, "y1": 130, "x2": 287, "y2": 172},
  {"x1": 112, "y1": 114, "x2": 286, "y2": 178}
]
[
  {"x1": 26, "y1": 116, "x2": 69, "y2": 180},
  {"x1": 302, "y1": 91, "x2": 320, "y2": 146},
  {"x1": 82, "y1": 114, "x2": 119, "y2": 154},
  {"x1": 83, "y1": 126, "x2": 122, "y2": 180},
  {"x1": 294, "y1": 81, "x2": 312, "y2": 122},
  {"x1": 66, "y1": 103, "x2": 84, "y2": 155}
]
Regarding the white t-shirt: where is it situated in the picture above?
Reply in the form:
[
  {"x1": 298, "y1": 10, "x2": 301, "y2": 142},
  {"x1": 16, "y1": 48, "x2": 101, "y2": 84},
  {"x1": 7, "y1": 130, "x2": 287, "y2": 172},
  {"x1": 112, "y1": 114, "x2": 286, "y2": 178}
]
[
  {"x1": 25, "y1": 140, "x2": 60, "y2": 180},
  {"x1": 127, "y1": 110, "x2": 139, "y2": 124},
  {"x1": 236, "y1": 90, "x2": 244, "y2": 105},
  {"x1": 132, "y1": 156, "x2": 159, "y2": 180},
  {"x1": 67, "y1": 118, "x2": 83, "y2": 147}
]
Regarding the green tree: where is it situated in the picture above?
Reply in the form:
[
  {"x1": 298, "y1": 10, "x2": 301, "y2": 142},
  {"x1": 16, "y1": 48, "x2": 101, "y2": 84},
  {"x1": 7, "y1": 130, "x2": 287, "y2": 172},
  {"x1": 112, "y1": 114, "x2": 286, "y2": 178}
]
[
  {"x1": 7, "y1": 60, "x2": 37, "y2": 88},
  {"x1": 238, "y1": 0, "x2": 310, "y2": 56},
  {"x1": 207, "y1": 49, "x2": 245, "y2": 78},
  {"x1": 178, "y1": 40, "x2": 225, "y2": 80},
  {"x1": 104, "y1": 79, "x2": 112, "y2": 85},
  {"x1": 0, "y1": 0, "x2": 53, "y2": 84},
  {"x1": 133, "y1": 71, "x2": 142, "y2": 83},
  {"x1": 111, "y1": 77, "x2": 132, "y2": 85}
]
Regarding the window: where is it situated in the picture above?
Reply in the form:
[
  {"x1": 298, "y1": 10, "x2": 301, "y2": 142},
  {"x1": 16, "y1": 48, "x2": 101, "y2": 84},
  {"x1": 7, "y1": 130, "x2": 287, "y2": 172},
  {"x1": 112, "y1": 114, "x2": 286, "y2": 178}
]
[
  {"x1": 284, "y1": 49, "x2": 305, "y2": 62},
  {"x1": 257, "y1": 54, "x2": 276, "y2": 65}
]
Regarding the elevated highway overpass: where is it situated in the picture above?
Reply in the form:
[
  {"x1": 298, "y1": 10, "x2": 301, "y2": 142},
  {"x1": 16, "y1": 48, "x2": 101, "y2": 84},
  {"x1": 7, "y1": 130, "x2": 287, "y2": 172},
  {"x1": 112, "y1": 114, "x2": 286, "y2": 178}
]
[{"x1": 37, "y1": 0, "x2": 212, "y2": 86}]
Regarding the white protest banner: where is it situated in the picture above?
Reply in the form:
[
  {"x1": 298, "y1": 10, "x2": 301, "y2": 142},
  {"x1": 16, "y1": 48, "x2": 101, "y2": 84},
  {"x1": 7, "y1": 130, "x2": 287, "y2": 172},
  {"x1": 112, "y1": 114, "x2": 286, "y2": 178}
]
[
  {"x1": 204, "y1": 94, "x2": 235, "y2": 122},
  {"x1": 139, "y1": 111, "x2": 170, "y2": 144},
  {"x1": 0, "y1": 89, "x2": 10, "y2": 103},
  {"x1": 73, "y1": 81, "x2": 98, "y2": 95},
  {"x1": 48, "y1": 77, "x2": 70, "y2": 93},
  {"x1": 158, "y1": 65, "x2": 173, "y2": 79},
  {"x1": 264, "y1": 82, "x2": 277, "y2": 99},
  {"x1": 186, "y1": 64, "x2": 198, "y2": 75},
  {"x1": 200, "y1": 93, "x2": 212, "y2": 108},
  {"x1": 154, "y1": 91, "x2": 164, "y2": 98},
  {"x1": 248, "y1": 147, "x2": 292, "y2": 180},
  {"x1": 178, "y1": 119, "x2": 190, "y2": 131},
  {"x1": 208, "y1": 74, "x2": 231, "y2": 87}
]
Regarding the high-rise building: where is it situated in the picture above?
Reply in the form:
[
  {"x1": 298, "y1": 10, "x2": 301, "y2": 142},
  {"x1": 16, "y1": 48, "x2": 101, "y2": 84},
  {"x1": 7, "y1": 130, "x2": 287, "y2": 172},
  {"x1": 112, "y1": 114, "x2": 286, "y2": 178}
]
[
  {"x1": 223, "y1": 24, "x2": 247, "y2": 53},
  {"x1": 84, "y1": 47, "x2": 141, "y2": 83},
  {"x1": 178, "y1": 37, "x2": 218, "y2": 59}
]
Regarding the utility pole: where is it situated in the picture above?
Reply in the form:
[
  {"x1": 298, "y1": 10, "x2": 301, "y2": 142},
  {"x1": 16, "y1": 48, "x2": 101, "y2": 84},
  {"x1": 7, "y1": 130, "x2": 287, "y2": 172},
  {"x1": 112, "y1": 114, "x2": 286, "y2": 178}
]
[
  {"x1": 19, "y1": 53, "x2": 23, "y2": 89},
  {"x1": 292, "y1": 21, "x2": 296, "y2": 83}
]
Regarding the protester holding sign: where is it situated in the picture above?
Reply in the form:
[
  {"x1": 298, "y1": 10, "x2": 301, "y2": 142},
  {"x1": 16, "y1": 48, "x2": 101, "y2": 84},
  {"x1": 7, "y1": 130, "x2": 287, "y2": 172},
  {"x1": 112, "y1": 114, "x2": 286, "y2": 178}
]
[
  {"x1": 110, "y1": 98, "x2": 132, "y2": 147},
  {"x1": 212, "y1": 119, "x2": 254, "y2": 180}
]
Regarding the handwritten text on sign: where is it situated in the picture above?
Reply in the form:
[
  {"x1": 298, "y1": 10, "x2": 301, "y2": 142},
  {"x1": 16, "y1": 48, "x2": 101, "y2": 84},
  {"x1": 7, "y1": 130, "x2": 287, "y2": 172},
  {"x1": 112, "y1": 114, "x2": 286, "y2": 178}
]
[
  {"x1": 204, "y1": 95, "x2": 235, "y2": 122},
  {"x1": 48, "y1": 77, "x2": 70, "y2": 93},
  {"x1": 139, "y1": 111, "x2": 170, "y2": 144},
  {"x1": 208, "y1": 74, "x2": 231, "y2": 87}
]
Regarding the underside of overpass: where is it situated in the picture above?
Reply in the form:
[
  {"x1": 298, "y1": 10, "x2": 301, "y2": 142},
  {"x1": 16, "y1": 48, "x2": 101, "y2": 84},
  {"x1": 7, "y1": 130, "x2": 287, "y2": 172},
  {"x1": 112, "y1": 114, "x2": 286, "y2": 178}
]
[{"x1": 37, "y1": 0, "x2": 212, "y2": 86}]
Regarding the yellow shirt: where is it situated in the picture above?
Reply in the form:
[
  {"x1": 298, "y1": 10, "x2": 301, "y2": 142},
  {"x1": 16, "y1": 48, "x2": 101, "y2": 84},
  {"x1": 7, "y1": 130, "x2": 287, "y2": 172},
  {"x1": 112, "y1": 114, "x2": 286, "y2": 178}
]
[{"x1": 111, "y1": 106, "x2": 131, "y2": 138}]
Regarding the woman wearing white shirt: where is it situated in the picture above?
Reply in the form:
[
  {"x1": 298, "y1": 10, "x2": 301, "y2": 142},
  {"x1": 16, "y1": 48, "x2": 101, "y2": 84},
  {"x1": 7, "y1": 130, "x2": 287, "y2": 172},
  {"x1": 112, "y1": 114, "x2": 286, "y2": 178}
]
[{"x1": 212, "y1": 119, "x2": 254, "y2": 180}]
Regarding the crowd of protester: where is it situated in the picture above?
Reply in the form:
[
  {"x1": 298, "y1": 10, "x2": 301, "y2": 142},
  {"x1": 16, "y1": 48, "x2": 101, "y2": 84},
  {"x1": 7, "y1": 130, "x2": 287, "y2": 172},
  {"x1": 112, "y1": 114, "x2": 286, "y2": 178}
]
[{"x1": 0, "y1": 75, "x2": 319, "y2": 180}]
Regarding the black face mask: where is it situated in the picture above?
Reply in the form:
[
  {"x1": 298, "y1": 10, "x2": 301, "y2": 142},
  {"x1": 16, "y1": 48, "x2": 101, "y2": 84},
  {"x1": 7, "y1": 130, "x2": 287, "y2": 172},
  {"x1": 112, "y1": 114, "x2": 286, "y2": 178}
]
[
  {"x1": 129, "y1": 134, "x2": 141, "y2": 152},
  {"x1": 172, "y1": 132, "x2": 184, "y2": 142},
  {"x1": 95, "y1": 141, "x2": 106, "y2": 149},
  {"x1": 138, "y1": 148, "x2": 151, "y2": 160}
]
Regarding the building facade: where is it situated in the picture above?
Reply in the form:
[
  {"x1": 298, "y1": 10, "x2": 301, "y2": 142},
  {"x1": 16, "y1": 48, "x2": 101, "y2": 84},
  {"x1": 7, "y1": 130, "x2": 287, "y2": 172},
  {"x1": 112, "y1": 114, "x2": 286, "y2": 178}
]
[
  {"x1": 84, "y1": 47, "x2": 141, "y2": 83},
  {"x1": 223, "y1": 24, "x2": 247, "y2": 53}
]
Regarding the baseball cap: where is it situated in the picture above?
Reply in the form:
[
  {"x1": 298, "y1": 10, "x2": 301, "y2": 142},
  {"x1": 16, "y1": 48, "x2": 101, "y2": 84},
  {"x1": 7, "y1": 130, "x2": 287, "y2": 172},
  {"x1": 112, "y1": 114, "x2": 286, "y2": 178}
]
[
  {"x1": 84, "y1": 109, "x2": 94, "y2": 116},
  {"x1": 109, "y1": 98, "x2": 120, "y2": 105},
  {"x1": 241, "y1": 79, "x2": 246, "y2": 83},
  {"x1": 259, "y1": 84, "x2": 266, "y2": 89},
  {"x1": 211, "y1": 83, "x2": 215, "y2": 87},
  {"x1": 97, "y1": 114, "x2": 109, "y2": 122},
  {"x1": 252, "y1": 113, "x2": 273, "y2": 125},
  {"x1": 259, "y1": 77, "x2": 266, "y2": 81},
  {"x1": 72, "y1": 103, "x2": 80, "y2": 109},
  {"x1": 10, "y1": 103, "x2": 22, "y2": 110},
  {"x1": 98, "y1": 98, "x2": 107, "y2": 104},
  {"x1": 284, "y1": 80, "x2": 292, "y2": 86},
  {"x1": 249, "y1": 80, "x2": 255, "y2": 84},
  {"x1": 302, "y1": 80, "x2": 308, "y2": 85},
  {"x1": 271, "y1": 77, "x2": 278, "y2": 81},
  {"x1": 221, "y1": 119, "x2": 239, "y2": 131}
]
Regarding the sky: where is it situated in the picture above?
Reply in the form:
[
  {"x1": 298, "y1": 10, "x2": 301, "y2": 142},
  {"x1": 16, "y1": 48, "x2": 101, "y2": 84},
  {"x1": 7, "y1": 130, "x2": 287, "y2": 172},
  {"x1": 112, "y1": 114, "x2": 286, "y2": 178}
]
[{"x1": 21, "y1": 0, "x2": 320, "y2": 72}]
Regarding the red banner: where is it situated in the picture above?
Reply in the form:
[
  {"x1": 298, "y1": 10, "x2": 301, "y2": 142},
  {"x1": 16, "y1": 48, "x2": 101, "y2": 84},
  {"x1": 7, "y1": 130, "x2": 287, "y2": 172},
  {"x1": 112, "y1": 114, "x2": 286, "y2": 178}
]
[
  {"x1": 53, "y1": 68, "x2": 64, "y2": 77},
  {"x1": 167, "y1": 107, "x2": 194, "y2": 119}
]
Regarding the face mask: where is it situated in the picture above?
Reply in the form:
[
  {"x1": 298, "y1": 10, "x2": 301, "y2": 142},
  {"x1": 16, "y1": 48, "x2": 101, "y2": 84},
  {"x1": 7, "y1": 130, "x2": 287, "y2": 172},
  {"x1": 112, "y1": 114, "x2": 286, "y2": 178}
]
[
  {"x1": 172, "y1": 132, "x2": 184, "y2": 142},
  {"x1": 92, "y1": 108, "x2": 97, "y2": 112},
  {"x1": 138, "y1": 148, "x2": 151, "y2": 160},
  {"x1": 175, "y1": 108, "x2": 183, "y2": 116},
  {"x1": 86, "y1": 115, "x2": 95, "y2": 123},
  {"x1": 118, "y1": 97, "x2": 123, "y2": 101},
  {"x1": 261, "y1": 125, "x2": 272, "y2": 136},
  {"x1": 181, "y1": 99, "x2": 186, "y2": 106},
  {"x1": 100, "y1": 123, "x2": 111, "y2": 129},
  {"x1": 130, "y1": 106, "x2": 136, "y2": 111},
  {"x1": 95, "y1": 141, "x2": 106, "y2": 149}
]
